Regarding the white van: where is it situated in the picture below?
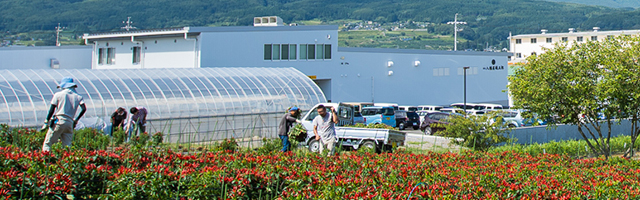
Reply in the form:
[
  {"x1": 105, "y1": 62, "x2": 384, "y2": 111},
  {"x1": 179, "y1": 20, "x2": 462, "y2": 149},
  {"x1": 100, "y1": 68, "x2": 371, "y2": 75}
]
[
  {"x1": 417, "y1": 105, "x2": 444, "y2": 113},
  {"x1": 399, "y1": 106, "x2": 418, "y2": 112},
  {"x1": 374, "y1": 103, "x2": 399, "y2": 110},
  {"x1": 450, "y1": 103, "x2": 478, "y2": 110}
]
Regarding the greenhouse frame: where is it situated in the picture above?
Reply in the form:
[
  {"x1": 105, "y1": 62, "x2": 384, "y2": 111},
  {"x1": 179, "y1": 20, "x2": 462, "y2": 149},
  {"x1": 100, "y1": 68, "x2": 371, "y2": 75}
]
[{"x1": 0, "y1": 67, "x2": 326, "y2": 143}]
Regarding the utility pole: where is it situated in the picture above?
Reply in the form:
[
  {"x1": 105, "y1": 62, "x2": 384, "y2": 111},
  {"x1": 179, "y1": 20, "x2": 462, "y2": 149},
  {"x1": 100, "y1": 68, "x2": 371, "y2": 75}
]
[
  {"x1": 121, "y1": 17, "x2": 137, "y2": 31},
  {"x1": 447, "y1": 13, "x2": 467, "y2": 51},
  {"x1": 55, "y1": 23, "x2": 65, "y2": 46}
]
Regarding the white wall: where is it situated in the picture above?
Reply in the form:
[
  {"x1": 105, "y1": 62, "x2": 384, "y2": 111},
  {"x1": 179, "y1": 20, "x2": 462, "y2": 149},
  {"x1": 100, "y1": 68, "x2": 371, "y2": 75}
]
[
  {"x1": 0, "y1": 46, "x2": 91, "y2": 69},
  {"x1": 92, "y1": 37, "x2": 197, "y2": 69},
  {"x1": 197, "y1": 26, "x2": 509, "y2": 106}
]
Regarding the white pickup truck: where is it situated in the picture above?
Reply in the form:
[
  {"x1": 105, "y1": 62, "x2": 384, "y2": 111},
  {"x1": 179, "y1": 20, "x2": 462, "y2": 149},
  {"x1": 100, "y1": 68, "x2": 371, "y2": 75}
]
[{"x1": 300, "y1": 103, "x2": 406, "y2": 153}]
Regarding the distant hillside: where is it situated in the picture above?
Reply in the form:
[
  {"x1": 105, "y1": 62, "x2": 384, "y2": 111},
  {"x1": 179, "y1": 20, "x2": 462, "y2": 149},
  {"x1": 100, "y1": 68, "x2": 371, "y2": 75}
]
[
  {"x1": 1, "y1": 0, "x2": 638, "y2": 49},
  {"x1": 544, "y1": 0, "x2": 640, "y2": 8}
]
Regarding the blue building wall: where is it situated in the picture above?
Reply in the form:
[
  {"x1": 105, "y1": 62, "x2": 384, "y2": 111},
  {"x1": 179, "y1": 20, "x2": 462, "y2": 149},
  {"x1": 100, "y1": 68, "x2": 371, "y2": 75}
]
[
  {"x1": 196, "y1": 25, "x2": 510, "y2": 106},
  {"x1": 0, "y1": 46, "x2": 92, "y2": 70}
]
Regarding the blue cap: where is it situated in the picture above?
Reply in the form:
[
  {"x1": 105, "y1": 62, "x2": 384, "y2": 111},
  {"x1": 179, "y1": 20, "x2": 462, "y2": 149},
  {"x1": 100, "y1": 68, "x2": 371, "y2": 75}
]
[
  {"x1": 289, "y1": 106, "x2": 299, "y2": 111},
  {"x1": 57, "y1": 77, "x2": 77, "y2": 89}
]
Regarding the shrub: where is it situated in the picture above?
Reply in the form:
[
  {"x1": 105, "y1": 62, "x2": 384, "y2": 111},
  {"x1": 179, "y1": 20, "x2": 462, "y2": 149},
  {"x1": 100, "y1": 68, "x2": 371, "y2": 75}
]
[
  {"x1": 112, "y1": 127, "x2": 126, "y2": 146},
  {"x1": 214, "y1": 138, "x2": 238, "y2": 152},
  {"x1": 73, "y1": 128, "x2": 110, "y2": 150},
  {"x1": 436, "y1": 112, "x2": 511, "y2": 151},
  {"x1": 152, "y1": 132, "x2": 163, "y2": 145}
]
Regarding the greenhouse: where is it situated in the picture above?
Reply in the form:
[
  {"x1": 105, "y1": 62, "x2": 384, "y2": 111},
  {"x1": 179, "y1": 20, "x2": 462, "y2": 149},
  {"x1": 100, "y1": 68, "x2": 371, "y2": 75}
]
[{"x1": 0, "y1": 67, "x2": 326, "y2": 143}]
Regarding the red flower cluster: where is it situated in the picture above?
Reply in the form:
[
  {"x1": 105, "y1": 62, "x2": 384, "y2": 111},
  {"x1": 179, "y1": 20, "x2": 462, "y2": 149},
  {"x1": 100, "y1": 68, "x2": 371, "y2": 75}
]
[{"x1": 0, "y1": 146, "x2": 639, "y2": 199}]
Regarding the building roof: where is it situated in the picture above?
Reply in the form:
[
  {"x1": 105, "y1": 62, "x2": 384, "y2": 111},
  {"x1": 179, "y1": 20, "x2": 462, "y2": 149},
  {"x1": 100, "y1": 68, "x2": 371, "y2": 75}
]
[
  {"x1": 83, "y1": 25, "x2": 338, "y2": 40},
  {"x1": 0, "y1": 67, "x2": 325, "y2": 127},
  {"x1": 0, "y1": 45, "x2": 91, "y2": 51},
  {"x1": 509, "y1": 29, "x2": 640, "y2": 39},
  {"x1": 338, "y1": 47, "x2": 512, "y2": 56}
]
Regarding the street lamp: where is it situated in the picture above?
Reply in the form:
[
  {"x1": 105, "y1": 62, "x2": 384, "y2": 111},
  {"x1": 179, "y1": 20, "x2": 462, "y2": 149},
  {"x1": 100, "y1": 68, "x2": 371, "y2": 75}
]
[{"x1": 463, "y1": 66, "x2": 470, "y2": 116}]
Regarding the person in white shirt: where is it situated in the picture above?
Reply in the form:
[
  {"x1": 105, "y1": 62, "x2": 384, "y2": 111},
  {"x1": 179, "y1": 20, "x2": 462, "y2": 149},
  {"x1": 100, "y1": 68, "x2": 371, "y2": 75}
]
[
  {"x1": 42, "y1": 77, "x2": 86, "y2": 152},
  {"x1": 312, "y1": 104, "x2": 339, "y2": 156}
]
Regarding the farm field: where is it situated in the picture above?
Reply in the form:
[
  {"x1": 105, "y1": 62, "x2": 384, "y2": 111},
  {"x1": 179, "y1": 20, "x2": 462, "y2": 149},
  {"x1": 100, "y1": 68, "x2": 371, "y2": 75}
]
[{"x1": 1, "y1": 127, "x2": 639, "y2": 199}]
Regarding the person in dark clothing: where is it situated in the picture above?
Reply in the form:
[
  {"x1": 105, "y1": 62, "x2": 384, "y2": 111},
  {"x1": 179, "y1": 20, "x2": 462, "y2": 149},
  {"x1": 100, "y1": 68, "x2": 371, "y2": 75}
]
[
  {"x1": 278, "y1": 106, "x2": 301, "y2": 152},
  {"x1": 110, "y1": 107, "x2": 127, "y2": 136}
]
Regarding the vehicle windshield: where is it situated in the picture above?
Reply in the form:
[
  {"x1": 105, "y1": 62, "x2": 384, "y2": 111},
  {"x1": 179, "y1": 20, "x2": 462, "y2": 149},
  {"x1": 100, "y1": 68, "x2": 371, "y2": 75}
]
[
  {"x1": 474, "y1": 105, "x2": 486, "y2": 110},
  {"x1": 408, "y1": 107, "x2": 418, "y2": 112},
  {"x1": 382, "y1": 108, "x2": 394, "y2": 115},
  {"x1": 434, "y1": 107, "x2": 442, "y2": 111}
]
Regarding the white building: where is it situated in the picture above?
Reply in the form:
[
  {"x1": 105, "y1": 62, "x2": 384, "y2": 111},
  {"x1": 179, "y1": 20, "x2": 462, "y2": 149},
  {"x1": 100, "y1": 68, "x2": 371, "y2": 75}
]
[
  {"x1": 81, "y1": 22, "x2": 511, "y2": 106},
  {"x1": 508, "y1": 27, "x2": 640, "y2": 64}
]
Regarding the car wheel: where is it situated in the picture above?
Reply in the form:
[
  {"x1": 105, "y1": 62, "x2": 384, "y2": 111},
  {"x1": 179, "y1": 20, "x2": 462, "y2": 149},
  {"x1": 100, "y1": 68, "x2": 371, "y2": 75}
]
[
  {"x1": 508, "y1": 124, "x2": 516, "y2": 128},
  {"x1": 424, "y1": 127, "x2": 432, "y2": 135},
  {"x1": 413, "y1": 126, "x2": 419, "y2": 130},
  {"x1": 360, "y1": 141, "x2": 379, "y2": 153},
  {"x1": 398, "y1": 122, "x2": 405, "y2": 130},
  {"x1": 308, "y1": 139, "x2": 320, "y2": 153}
]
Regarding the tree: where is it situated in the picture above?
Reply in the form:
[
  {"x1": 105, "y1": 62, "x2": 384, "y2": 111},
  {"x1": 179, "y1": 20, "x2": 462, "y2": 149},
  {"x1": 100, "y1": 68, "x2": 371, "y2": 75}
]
[
  {"x1": 508, "y1": 35, "x2": 640, "y2": 159},
  {"x1": 437, "y1": 111, "x2": 511, "y2": 151}
]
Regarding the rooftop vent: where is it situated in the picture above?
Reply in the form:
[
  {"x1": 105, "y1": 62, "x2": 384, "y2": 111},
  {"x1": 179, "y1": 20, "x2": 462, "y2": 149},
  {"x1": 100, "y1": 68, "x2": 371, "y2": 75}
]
[
  {"x1": 593, "y1": 27, "x2": 600, "y2": 32},
  {"x1": 568, "y1": 28, "x2": 575, "y2": 33},
  {"x1": 253, "y1": 16, "x2": 284, "y2": 27},
  {"x1": 541, "y1": 29, "x2": 548, "y2": 34}
]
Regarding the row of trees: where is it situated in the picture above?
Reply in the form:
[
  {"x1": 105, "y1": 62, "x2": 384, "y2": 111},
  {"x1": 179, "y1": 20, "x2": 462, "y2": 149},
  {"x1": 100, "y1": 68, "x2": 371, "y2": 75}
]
[
  {"x1": 0, "y1": 0, "x2": 633, "y2": 49},
  {"x1": 508, "y1": 35, "x2": 640, "y2": 159}
]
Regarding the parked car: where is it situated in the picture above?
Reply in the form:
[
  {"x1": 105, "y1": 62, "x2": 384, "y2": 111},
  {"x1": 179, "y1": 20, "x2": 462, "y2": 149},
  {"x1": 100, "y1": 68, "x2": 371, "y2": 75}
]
[
  {"x1": 417, "y1": 105, "x2": 444, "y2": 113},
  {"x1": 361, "y1": 106, "x2": 396, "y2": 127},
  {"x1": 466, "y1": 110, "x2": 486, "y2": 116},
  {"x1": 440, "y1": 107, "x2": 466, "y2": 115},
  {"x1": 450, "y1": 103, "x2": 478, "y2": 110},
  {"x1": 354, "y1": 111, "x2": 365, "y2": 124},
  {"x1": 420, "y1": 112, "x2": 460, "y2": 135},
  {"x1": 399, "y1": 106, "x2": 418, "y2": 112},
  {"x1": 406, "y1": 111, "x2": 421, "y2": 130},
  {"x1": 474, "y1": 103, "x2": 503, "y2": 110},
  {"x1": 343, "y1": 102, "x2": 374, "y2": 114},
  {"x1": 395, "y1": 110, "x2": 408, "y2": 130},
  {"x1": 486, "y1": 109, "x2": 525, "y2": 127}
]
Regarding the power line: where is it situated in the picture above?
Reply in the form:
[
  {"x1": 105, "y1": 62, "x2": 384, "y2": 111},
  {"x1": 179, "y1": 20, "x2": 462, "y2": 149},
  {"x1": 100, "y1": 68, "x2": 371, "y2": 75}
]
[
  {"x1": 55, "y1": 23, "x2": 66, "y2": 46},
  {"x1": 121, "y1": 17, "x2": 137, "y2": 31},
  {"x1": 447, "y1": 13, "x2": 466, "y2": 51}
]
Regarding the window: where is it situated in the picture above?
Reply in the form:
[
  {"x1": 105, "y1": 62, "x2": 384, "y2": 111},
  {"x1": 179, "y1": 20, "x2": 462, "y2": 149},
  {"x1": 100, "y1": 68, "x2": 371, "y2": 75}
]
[
  {"x1": 98, "y1": 48, "x2": 105, "y2": 65},
  {"x1": 591, "y1": 36, "x2": 598, "y2": 41},
  {"x1": 264, "y1": 44, "x2": 272, "y2": 60},
  {"x1": 300, "y1": 44, "x2": 307, "y2": 59},
  {"x1": 106, "y1": 48, "x2": 115, "y2": 65},
  {"x1": 515, "y1": 39, "x2": 521, "y2": 44},
  {"x1": 307, "y1": 44, "x2": 315, "y2": 59},
  {"x1": 531, "y1": 52, "x2": 537, "y2": 56},
  {"x1": 577, "y1": 36, "x2": 583, "y2": 42},
  {"x1": 272, "y1": 44, "x2": 280, "y2": 60},
  {"x1": 132, "y1": 47, "x2": 141, "y2": 64},
  {"x1": 324, "y1": 44, "x2": 331, "y2": 59},
  {"x1": 289, "y1": 44, "x2": 297, "y2": 60},
  {"x1": 546, "y1": 38, "x2": 552, "y2": 43},
  {"x1": 516, "y1": 53, "x2": 522, "y2": 58},
  {"x1": 607, "y1": 35, "x2": 614, "y2": 39},
  {"x1": 281, "y1": 44, "x2": 289, "y2": 60},
  {"x1": 298, "y1": 44, "x2": 330, "y2": 60},
  {"x1": 530, "y1": 38, "x2": 537, "y2": 43},
  {"x1": 562, "y1": 37, "x2": 568, "y2": 42},
  {"x1": 315, "y1": 44, "x2": 324, "y2": 59}
]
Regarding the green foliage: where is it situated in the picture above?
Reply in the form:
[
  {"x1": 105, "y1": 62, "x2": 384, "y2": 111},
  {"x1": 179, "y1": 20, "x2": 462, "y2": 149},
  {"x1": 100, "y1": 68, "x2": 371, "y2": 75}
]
[
  {"x1": 491, "y1": 135, "x2": 640, "y2": 158},
  {"x1": 129, "y1": 132, "x2": 151, "y2": 147},
  {"x1": 2, "y1": 0, "x2": 637, "y2": 50},
  {"x1": 0, "y1": 125, "x2": 45, "y2": 152},
  {"x1": 508, "y1": 35, "x2": 640, "y2": 158},
  {"x1": 152, "y1": 132, "x2": 163, "y2": 145},
  {"x1": 255, "y1": 138, "x2": 283, "y2": 154},
  {"x1": 436, "y1": 112, "x2": 511, "y2": 151},
  {"x1": 112, "y1": 127, "x2": 126, "y2": 146},
  {"x1": 214, "y1": 138, "x2": 238, "y2": 152},
  {"x1": 345, "y1": 123, "x2": 398, "y2": 130},
  {"x1": 288, "y1": 123, "x2": 307, "y2": 142},
  {"x1": 72, "y1": 128, "x2": 111, "y2": 150}
]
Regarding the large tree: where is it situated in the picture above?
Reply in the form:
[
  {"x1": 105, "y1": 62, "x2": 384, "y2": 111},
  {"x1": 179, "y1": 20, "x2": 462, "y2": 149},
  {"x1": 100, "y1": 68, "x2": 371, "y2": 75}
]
[{"x1": 508, "y1": 35, "x2": 640, "y2": 159}]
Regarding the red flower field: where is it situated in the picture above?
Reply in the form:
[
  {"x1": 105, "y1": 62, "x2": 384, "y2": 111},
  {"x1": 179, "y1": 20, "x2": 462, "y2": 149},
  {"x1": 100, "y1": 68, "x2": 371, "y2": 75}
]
[{"x1": 0, "y1": 144, "x2": 639, "y2": 199}]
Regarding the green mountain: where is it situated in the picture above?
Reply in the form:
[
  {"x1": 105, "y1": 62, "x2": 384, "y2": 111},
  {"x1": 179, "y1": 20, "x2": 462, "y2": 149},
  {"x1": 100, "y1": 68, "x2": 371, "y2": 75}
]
[
  {"x1": 0, "y1": 0, "x2": 638, "y2": 49},
  {"x1": 544, "y1": 0, "x2": 640, "y2": 8}
]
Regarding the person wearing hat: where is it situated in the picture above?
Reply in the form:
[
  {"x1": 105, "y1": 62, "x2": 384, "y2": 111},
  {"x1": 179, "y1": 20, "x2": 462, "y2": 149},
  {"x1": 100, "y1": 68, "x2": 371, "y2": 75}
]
[
  {"x1": 278, "y1": 106, "x2": 301, "y2": 152},
  {"x1": 42, "y1": 77, "x2": 86, "y2": 151}
]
